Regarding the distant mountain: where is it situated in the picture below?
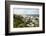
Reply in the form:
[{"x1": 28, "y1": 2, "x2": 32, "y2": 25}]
[{"x1": 14, "y1": 14, "x2": 39, "y2": 18}]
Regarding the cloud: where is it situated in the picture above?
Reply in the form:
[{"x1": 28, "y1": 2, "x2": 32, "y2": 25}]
[{"x1": 13, "y1": 8, "x2": 39, "y2": 15}]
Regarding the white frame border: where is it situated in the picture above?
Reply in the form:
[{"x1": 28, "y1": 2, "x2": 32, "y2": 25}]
[{"x1": 9, "y1": 5, "x2": 43, "y2": 33}]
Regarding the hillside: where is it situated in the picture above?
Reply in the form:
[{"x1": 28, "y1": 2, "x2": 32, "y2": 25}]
[{"x1": 13, "y1": 14, "x2": 39, "y2": 28}]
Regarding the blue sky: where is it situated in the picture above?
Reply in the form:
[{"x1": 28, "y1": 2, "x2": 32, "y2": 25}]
[{"x1": 13, "y1": 8, "x2": 39, "y2": 15}]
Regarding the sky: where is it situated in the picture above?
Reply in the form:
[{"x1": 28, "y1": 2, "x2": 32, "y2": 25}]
[{"x1": 13, "y1": 8, "x2": 39, "y2": 15}]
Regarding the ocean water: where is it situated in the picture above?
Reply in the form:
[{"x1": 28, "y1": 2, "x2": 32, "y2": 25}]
[{"x1": 21, "y1": 14, "x2": 39, "y2": 17}]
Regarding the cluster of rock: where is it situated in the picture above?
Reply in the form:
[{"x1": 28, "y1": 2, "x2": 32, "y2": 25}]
[{"x1": 22, "y1": 15, "x2": 39, "y2": 27}]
